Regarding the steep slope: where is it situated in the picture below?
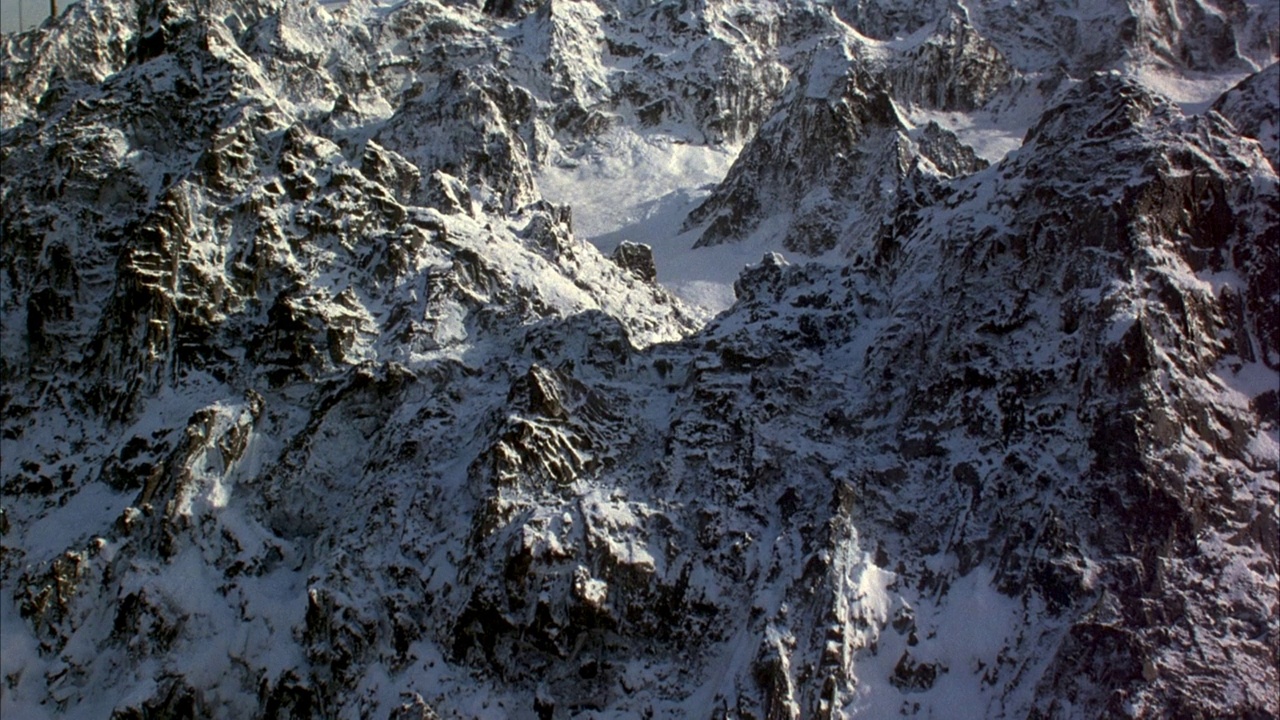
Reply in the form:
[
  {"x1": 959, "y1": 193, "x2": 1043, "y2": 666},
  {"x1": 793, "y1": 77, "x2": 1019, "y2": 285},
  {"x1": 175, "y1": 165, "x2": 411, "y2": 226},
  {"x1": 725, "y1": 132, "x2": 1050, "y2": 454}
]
[
  {"x1": 682, "y1": 0, "x2": 1279, "y2": 260},
  {"x1": 1, "y1": 1, "x2": 1277, "y2": 719},
  {"x1": 682, "y1": 45, "x2": 987, "y2": 256},
  {"x1": 2, "y1": 5, "x2": 698, "y2": 716},
  {"x1": 1212, "y1": 61, "x2": 1280, "y2": 169},
  {"x1": 540, "y1": 0, "x2": 1276, "y2": 313},
  {"x1": 834, "y1": 0, "x2": 1275, "y2": 74}
]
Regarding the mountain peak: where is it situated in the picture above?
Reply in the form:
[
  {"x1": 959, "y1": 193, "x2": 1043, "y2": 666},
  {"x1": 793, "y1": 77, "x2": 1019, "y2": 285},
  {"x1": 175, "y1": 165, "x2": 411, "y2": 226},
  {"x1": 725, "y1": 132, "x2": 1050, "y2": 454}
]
[{"x1": 1, "y1": 1, "x2": 1275, "y2": 718}]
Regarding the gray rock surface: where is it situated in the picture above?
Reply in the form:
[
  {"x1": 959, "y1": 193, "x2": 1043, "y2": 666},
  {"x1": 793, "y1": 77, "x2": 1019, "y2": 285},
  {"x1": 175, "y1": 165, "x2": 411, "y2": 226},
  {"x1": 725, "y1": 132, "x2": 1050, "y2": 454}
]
[{"x1": 1, "y1": 1, "x2": 1276, "y2": 719}]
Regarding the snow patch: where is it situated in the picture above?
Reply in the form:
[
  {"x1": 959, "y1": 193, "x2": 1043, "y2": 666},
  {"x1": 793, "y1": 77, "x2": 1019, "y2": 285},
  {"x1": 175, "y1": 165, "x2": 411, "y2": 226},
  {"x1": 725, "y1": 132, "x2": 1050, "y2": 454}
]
[
  {"x1": 537, "y1": 128, "x2": 745, "y2": 314},
  {"x1": 1130, "y1": 65, "x2": 1257, "y2": 114}
]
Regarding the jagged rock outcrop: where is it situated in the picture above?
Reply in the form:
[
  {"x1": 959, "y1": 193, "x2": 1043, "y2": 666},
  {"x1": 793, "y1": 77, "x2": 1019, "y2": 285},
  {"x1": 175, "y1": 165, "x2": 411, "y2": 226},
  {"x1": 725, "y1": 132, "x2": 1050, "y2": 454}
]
[
  {"x1": 1, "y1": 1, "x2": 1276, "y2": 719},
  {"x1": 882, "y1": 6, "x2": 1015, "y2": 111},
  {"x1": 685, "y1": 49, "x2": 987, "y2": 255},
  {"x1": 953, "y1": 0, "x2": 1272, "y2": 74},
  {"x1": 873, "y1": 75, "x2": 1279, "y2": 716},
  {"x1": 1212, "y1": 61, "x2": 1280, "y2": 170},
  {"x1": 376, "y1": 69, "x2": 542, "y2": 214},
  {"x1": 610, "y1": 240, "x2": 658, "y2": 283}
]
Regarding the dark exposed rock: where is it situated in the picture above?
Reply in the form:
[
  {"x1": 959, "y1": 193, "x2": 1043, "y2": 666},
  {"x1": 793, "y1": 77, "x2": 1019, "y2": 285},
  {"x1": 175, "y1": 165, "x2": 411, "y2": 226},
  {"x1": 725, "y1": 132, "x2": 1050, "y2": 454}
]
[
  {"x1": 109, "y1": 679, "x2": 205, "y2": 720},
  {"x1": 1212, "y1": 62, "x2": 1280, "y2": 169},
  {"x1": 387, "y1": 694, "x2": 442, "y2": 720},
  {"x1": 891, "y1": 651, "x2": 940, "y2": 692},
  {"x1": 686, "y1": 53, "x2": 986, "y2": 255},
  {"x1": 884, "y1": 8, "x2": 1015, "y2": 111},
  {"x1": 610, "y1": 240, "x2": 657, "y2": 283}
]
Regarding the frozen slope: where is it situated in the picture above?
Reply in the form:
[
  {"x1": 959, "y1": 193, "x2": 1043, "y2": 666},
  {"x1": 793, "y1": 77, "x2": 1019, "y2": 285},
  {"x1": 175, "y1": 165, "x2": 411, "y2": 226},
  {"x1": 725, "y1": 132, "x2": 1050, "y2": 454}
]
[{"x1": 536, "y1": 128, "x2": 745, "y2": 314}]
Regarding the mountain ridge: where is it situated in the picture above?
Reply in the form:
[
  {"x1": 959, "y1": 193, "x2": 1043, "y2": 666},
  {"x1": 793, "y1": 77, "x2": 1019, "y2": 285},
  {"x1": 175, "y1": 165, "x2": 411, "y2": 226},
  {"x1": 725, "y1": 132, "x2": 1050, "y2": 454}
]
[{"x1": 1, "y1": 1, "x2": 1276, "y2": 718}]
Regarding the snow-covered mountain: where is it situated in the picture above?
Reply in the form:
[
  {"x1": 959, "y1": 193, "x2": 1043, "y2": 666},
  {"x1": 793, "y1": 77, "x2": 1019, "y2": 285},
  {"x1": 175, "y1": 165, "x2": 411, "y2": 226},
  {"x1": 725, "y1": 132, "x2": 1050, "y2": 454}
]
[{"x1": 1, "y1": 1, "x2": 1276, "y2": 718}]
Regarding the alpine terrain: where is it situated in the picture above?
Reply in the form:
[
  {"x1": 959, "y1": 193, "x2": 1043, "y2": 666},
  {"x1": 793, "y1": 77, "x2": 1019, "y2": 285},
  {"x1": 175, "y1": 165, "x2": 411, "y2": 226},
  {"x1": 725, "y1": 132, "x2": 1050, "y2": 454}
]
[{"x1": 1, "y1": 0, "x2": 1277, "y2": 718}]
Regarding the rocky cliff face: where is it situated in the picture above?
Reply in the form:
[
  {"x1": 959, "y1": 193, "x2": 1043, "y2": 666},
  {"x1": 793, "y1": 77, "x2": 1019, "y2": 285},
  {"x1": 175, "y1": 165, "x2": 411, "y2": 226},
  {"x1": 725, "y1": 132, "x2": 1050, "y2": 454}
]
[
  {"x1": 1212, "y1": 61, "x2": 1280, "y2": 169},
  {"x1": 2, "y1": 1, "x2": 1276, "y2": 719},
  {"x1": 684, "y1": 45, "x2": 988, "y2": 255}
]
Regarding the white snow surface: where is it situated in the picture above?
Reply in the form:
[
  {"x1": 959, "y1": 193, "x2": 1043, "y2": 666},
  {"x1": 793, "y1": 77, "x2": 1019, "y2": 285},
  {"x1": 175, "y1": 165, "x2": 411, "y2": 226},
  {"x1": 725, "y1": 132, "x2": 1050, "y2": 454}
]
[
  {"x1": 539, "y1": 129, "x2": 748, "y2": 315},
  {"x1": 1130, "y1": 64, "x2": 1260, "y2": 114}
]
